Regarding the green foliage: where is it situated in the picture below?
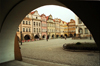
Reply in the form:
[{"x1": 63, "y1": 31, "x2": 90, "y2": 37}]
[{"x1": 63, "y1": 43, "x2": 99, "y2": 51}]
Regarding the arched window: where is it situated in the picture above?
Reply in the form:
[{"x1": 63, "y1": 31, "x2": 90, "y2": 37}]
[
  {"x1": 23, "y1": 28, "x2": 25, "y2": 32},
  {"x1": 36, "y1": 17, "x2": 37, "y2": 19},
  {"x1": 78, "y1": 18, "x2": 82, "y2": 24},
  {"x1": 26, "y1": 21, "x2": 28, "y2": 25},
  {"x1": 26, "y1": 28, "x2": 28, "y2": 32},
  {"x1": 23, "y1": 21, "x2": 25, "y2": 24},
  {"x1": 79, "y1": 28, "x2": 83, "y2": 34},
  {"x1": 34, "y1": 22, "x2": 35, "y2": 26},
  {"x1": 85, "y1": 28, "x2": 88, "y2": 34},
  {"x1": 29, "y1": 21, "x2": 30, "y2": 25}
]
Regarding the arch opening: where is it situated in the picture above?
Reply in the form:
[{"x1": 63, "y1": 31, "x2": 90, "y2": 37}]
[
  {"x1": 0, "y1": 0, "x2": 98, "y2": 65},
  {"x1": 56, "y1": 35, "x2": 59, "y2": 38},
  {"x1": 24, "y1": 35, "x2": 30, "y2": 40}
]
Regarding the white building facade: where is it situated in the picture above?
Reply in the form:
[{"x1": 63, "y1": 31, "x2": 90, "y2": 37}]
[
  {"x1": 75, "y1": 15, "x2": 91, "y2": 37},
  {"x1": 31, "y1": 10, "x2": 42, "y2": 39}
]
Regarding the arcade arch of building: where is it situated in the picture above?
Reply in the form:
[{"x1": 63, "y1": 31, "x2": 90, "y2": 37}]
[{"x1": 0, "y1": 0, "x2": 99, "y2": 64}]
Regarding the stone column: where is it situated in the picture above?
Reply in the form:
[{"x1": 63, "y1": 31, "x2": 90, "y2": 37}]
[{"x1": 76, "y1": 26, "x2": 79, "y2": 37}]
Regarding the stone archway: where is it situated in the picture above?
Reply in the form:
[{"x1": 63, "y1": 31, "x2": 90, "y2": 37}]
[
  {"x1": 52, "y1": 34, "x2": 54, "y2": 38},
  {"x1": 24, "y1": 35, "x2": 30, "y2": 40},
  {"x1": 64, "y1": 34, "x2": 67, "y2": 37},
  {"x1": 61, "y1": 35, "x2": 63, "y2": 38},
  {"x1": 56, "y1": 35, "x2": 59, "y2": 38},
  {"x1": 79, "y1": 28, "x2": 83, "y2": 34},
  {"x1": 74, "y1": 33, "x2": 76, "y2": 37},
  {"x1": 70, "y1": 33, "x2": 73, "y2": 37},
  {"x1": 34, "y1": 35, "x2": 39, "y2": 39},
  {"x1": 42, "y1": 35, "x2": 45, "y2": 39},
  {"x1": 0, "y1": 0, "x2": 99, "y2": 63}
]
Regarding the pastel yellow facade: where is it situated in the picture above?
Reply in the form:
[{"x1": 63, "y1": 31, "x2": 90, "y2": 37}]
[
  {"x1": 17, "y1": 13, "x2": 33, "y2": 41},
  {"x1": 59, "y1": 20, "x2": 64, "y2": 38},
  {"x1": 54, "y1": 18, "x2": 60, "y2": 38},
  {"x1": 68, "y1": 19, "x2": 76, "y2": 37},
  {"x1": 63, "y1": 22, "x2": 69, "y2": 37},
  {"x1": 47, "y1": 15, "x2": 55, "y2": 39}
]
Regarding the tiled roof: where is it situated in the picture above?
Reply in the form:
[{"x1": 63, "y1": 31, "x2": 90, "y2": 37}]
[
  {"x1": 73, "y1": 20, "x2": 75, "y2": 22},
  {"x1": 46, "y1": 16, "x2": 49, "y2": 20},
  {"x1": 53, "y1": 19, "x2": 55, "y2": 22},
  {"x1": 40, "y1": 14, "x2": 46, "y2": 17},
  {"x1": 62, "y1": 21, "x2": 64, "y2": 24},
  {"x1": 31, "y1": 11, "x2": 35, "y2": 14}
]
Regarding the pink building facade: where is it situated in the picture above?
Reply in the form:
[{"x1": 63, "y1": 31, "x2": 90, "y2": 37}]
[{"x1": 41, "y1": 14, "x2": 47, "y2": 39}]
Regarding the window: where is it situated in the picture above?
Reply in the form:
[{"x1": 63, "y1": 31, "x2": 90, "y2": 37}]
[
  {"x1": 39, "y1": 28, "x2": 40, "y2": 32},
  {"x1": 34, "y1": 22, "x2": 35, "y2": 26},
  {"x1": 17, "y1": 28, "x2": 19, "y2": 32},
  {"x1": 79, "y1": 28, "x2": 83, "y2": 34},
  {"x1": 48, "y1": 29, "x2": 49, "y2": 32},
  {"x1": 85, "y1": 28, "x2": 88, "y2": 34},
  {"x1": 34, "y1": 28, "x2": 35, "y2": 32},
  {"x1": 36, "y1": 22, "x2": 38, "y2": 26},
  {"x1": 29, "y1": 28, "x2": 31, "y2": 32},
  {"x1": 79, "y1": 18, "x2": 82, "y2": 24},
  {"x1": 29, "y1": 21, "x2": 30, "y2": 25},
  {"x1": 23, "y1": 28, "x2": 25, "y2": 32},
  {"x1": 26, "y1": 28, "x2": 28, "y2": 32},
  {"x1": 39, "y1": 23, "x2": 40, "y2": 26},
  {"x1": 37, "y1": 28, "x2": 38, "y2": 33},
  {"x1": 26, "y1": 21, "x2": 28, "y2": 25},
  {"x1": 23, "y1": 21, "x2": 25, "y2": 24}
]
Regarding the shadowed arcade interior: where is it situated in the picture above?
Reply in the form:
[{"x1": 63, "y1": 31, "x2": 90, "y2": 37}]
[{"x1": 0, "y1": 0, "x2": 100, "y2": 64}]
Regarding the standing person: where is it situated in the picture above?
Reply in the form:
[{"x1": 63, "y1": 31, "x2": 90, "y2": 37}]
[
  {"x1": 46, "y1": 36, "x2": 48, "y2": 41},
  {"x1": 90, "y1": 35, "x2": 92, "y2": 40},
  {"x1": 65, "y1": 36, "x2": 66, "y2": 40}
]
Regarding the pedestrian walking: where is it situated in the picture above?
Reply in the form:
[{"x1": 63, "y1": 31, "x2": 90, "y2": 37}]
[{"x1": 65, "y1": 36, "x2": 66, "y2": 40}]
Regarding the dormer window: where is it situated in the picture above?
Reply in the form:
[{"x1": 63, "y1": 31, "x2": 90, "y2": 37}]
[
  {"x1": 36, "y1": 17, "x2": 37, "y2": 19},
  {"x1": 26, "y1": 21, "x2": 28, "y2": 25}
]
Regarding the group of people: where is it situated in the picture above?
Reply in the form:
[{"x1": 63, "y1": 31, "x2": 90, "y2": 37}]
[{"x1": 46, "y1": 36, "x2": 67, "y2": 41}]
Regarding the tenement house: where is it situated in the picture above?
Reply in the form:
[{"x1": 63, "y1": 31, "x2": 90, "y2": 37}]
[
  {"x1": 68, "y1": 19, "x2": 76, "y2": 37},
  {"x1": 41, "y1": 14, "x2": 47, "y2": 39},
  {"x1": 75, "y1": 15, "x2": 91, "y2": 37},
  {"x1": 17, "y1": 13, "x2": 32, "y2": 41},
  {"x1": 54, "y1": 18, "x2": 60, "y2": 38},
  {"x1": 47, "y1": 14, "x2": 55, "y2": 39},
  {"x1": 31, "y1": 10, "x2": 41, "y2": 40},
  {"x1": 59, "y1": 20, "x2": 65, "y2": 38},
  {"x1": 64, "y1": 22, "x2": 69, "y2": 37}
]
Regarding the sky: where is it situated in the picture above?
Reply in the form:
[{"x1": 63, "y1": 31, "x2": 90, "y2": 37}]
[{"x1": 32, "y1": 5, "x2": 76, "y2": 22}]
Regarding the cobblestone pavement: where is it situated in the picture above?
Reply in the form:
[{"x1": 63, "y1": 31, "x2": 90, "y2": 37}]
[{"x1": 20, "y1": 38, "x2": 100, "y2": 66}]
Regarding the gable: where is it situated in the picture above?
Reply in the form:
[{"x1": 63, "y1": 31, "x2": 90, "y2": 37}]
[{"x1": 32, "y1": 11, "x2": 40, "y2": 16}]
